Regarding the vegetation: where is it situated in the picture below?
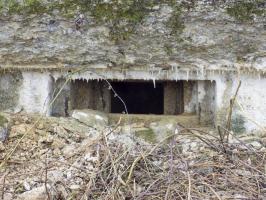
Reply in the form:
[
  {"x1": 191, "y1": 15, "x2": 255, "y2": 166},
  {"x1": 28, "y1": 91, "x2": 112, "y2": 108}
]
[
  {"x1": 0, "y1": 114, "x2": 7, "y2": 126},
  {"x1": 0, "y1": 0, "x2": 185, "y2": 42},
  {"x1": 227, "y1": 0, "x2": 265, "y2": 22}
]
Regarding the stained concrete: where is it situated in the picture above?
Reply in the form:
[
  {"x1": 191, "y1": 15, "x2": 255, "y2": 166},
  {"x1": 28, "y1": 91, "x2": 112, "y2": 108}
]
[
  {"x1": 51, "y1": 79, "x2": 111, "y2": 116},
  {"x1": 197, "y1": 81, "x2": 216, "y2": 125},
  {"x1": 0, "y1": 72, "x2": 22, "y2": 112},
  {"x1": 2, "y1": 68, "x2": 266, "y2": 134},
  {"x1": 164, "y1": 81, "x2": 184, "y2": 115},
  {"x1": 18, "y1": 72, "x2": 53, "y2": 115}
]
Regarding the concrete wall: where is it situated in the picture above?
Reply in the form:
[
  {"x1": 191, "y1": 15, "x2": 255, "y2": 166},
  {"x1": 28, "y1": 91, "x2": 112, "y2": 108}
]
[
  {"x1": 50, "y1": 79, "x2": 111, "y2": 116},
  {"x1": 0, "y1": 72, "x2": 22, "y2": 112},
  {"x1": 1, "y1": 69, "x2": 266, "y2": 134},
  {"x1": 51, "y1": 78, "x2": 71, "y2": 117},
  {"x1": 183, "y1": 81, "x2": 197, "y2": 114},
  {"x1": 197, "y1": 81, "x2": 216, "y2": 125},
  {"x1": 164, "y1": 81, "x2": 183, "y2": 115},
  {"x1": 215, "y1": 74, "x2": 266, "y2": 134},
  {"x1": 18, "y1": 72, "x2": 53, "y2": 115}
]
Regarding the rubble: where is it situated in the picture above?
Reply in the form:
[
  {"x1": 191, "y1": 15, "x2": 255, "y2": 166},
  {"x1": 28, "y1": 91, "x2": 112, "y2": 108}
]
[{"x1": 0, "y1": 113, "x2": 265, "y2": 199}]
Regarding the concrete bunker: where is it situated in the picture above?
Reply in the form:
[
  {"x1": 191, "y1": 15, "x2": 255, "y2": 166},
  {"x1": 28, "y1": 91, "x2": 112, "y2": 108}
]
[{"x1": 51, "y1": 78, "x2": 216, "y2": 125}]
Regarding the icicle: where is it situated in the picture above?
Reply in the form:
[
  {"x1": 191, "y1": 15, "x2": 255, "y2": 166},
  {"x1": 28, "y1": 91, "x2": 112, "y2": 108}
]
[
  {"x1": 186, "y1": 70, "x2": 189, "y2": 81},
  {"x1": 153, "y1": 78, "x2": 156, "y2": 88}
]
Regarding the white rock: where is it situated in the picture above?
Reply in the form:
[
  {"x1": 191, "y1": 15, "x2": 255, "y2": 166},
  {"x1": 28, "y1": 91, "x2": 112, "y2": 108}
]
[
  {"x1": 250, "y1": 141, "x2": 262, "y2": 149},
  {"x1": 23, "y1": 181, "x2": 31, "y2": 191},
  {"x1": 0, "y1": 141, "x2": 5, "y2": 151},
  {"x1": 3, "y1": 193, "x2": 13, "y2": 200},
  {"x1": 47, "y1": 170, "x2": 64, "y2": 183},
  {"x1": 69, "y1": 184, "x2": 80, "y2": 190},
  {"x1": 71, "y1": 109, "x2": 108, "y2": 130},
  {"x1": 17, "y1": 186, "x2": 47, "y2": 200},
  {"x1": 62, "y1": 145, "x2": 76, "y2": 157},
  {"x1": 189, "y1": 142, "x2": 199, "y2": 151}
]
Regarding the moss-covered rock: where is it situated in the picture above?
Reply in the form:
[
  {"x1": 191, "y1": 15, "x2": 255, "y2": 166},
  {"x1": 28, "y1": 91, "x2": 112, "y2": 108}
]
[
  {"x1": 0, "y1": 0, "x2": 184, "y2": 42},
  {"x1": 227, "y1": 1, "x2": 265, "y2": 22}
]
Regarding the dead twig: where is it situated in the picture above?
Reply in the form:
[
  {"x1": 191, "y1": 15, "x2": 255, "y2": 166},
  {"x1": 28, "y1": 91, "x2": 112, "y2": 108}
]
[
  {"x1": 45, "y1": 155, "x2": 51, "y2": 200},
  {"x1": 225, "y1": 81, "x2": 242, "y2": 142}
]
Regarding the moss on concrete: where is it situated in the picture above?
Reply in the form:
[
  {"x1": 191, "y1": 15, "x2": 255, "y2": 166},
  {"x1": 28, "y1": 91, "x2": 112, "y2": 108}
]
[
  {"x1": 1, "y1": 0, "x2": 185, "y2": 42},
  {"x1": 0, "y1": 72, "x2": 22, "y2": 111},
  {"x1": 232, "y1": 114, "x2": 246, "y2": 134},
  {"x1": 0, "y1": 114, "x2": 8, "y2": 126},
  {"x1": 135, "y1": 128, "x2": 157, "y2": 143},
  {"x1": 167, "y1": 5, "x2": 184, "y2": 36},
  {"x1": 227, "y1": 1, "x2": 265, "y2": 22}
]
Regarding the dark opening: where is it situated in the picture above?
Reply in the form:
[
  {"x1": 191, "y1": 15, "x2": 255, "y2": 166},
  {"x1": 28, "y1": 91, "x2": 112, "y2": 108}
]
[{"x1": 111, "y1": 81, "x2": 164, "y2": 114}]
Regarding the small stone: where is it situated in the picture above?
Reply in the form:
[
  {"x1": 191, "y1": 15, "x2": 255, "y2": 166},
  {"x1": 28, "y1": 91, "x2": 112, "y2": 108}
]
[
  {"x1": 250, "y1": 141, "x2": 262, "y2": 149},
  {"x1": 69, "y1": 184, "x2": 80, "y2": 190},
  {"x1": 71, "y1": 109, "x2": 109, "y2": 130},
  {"x1": 53, "y1": 148, "x2": 61, "y2": 156},
  {"x1": 51, "y1": 138, "x2": 65, "y2": 149},
  {"x1": 0, "y1": 124, "x2": 8, "y2": 142},
  {"x1": 189, "y1": 142, "x2": 199, "y2": 151},
  {"x1": 23, "y1": 181, "x2": 31, "y2": 191},
  {"x1": 3, "y1": 193, "x2": 13, "y2": 200},
  {"x1": 38, "y1": 135, "x2": 53, "y2": 145},
  {"x1": 62, "y1": 145, "x2": 76, "y2": 157},
  {"x1": 17, "y1": 186, "x2": 47, "y2": 200},
  {"x1": 37, "y1": 123, "x2": 44, "y2": 130},
  {"x1": 48, "y1": 170, "x2": 64, "y2": 182},
  {"x1": 0, "y1": 141, "x2": 5, "y2": 151}
]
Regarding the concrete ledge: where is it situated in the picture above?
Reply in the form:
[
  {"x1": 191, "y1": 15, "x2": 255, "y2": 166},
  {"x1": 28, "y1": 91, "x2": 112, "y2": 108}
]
[{"x1": 108, "y1": 113, "x2": 201, "y2": 128}]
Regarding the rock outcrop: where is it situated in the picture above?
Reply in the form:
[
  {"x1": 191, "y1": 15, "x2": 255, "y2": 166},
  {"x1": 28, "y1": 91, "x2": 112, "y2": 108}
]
[{"x1": 0, "y1": 0, "x2": 265, "y2": 72}]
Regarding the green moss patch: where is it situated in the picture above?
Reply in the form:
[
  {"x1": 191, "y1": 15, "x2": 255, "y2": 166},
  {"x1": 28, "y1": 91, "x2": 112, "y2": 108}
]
[
  {"x1": 232, "y1": 114, "x2": 246, "y2": 134},
  {"x1": 135, "y1": 128, "x2": 157, "y2": 143},
  {"x1": 227, "y1": 1, "x2": 265, "y2": 22},
  {"x1": 167, "y1": 5, "x2": 184, "y2": 36},
  {"x1": 0, "y1": 114, "x2": 8, "y2": 126},
  {"x1": 0, "y1": 0, "x2": 185, "y2": 42}
]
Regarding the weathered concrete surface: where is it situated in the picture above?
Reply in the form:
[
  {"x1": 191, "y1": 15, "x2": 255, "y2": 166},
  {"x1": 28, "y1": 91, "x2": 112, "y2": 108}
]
[
  {"x1": 18, "y1": 72, "x2": 53, "y2": 115},
  {"x1": 164, "y1": 81, "x2": 184, "y2": 115},
  {"x1": 0, "y1": 0, "x2": 265, "y2": 73},
  {"x1": 215, "y1": 74, "x2": 266, "y2": 135},
  {"x1": 108, "y1": 113, "x2": 200, "y2": 127},
  {"x1": 0, "y1": 113, "x2": 9, "y2": 141},
  {"x1": 0, "y1": 0, "x2": 265, "y2": 134},
  {"x1": 197, "y1": 80, "x2": 216, "y2": 125},
  {"x1": 0, "y1": 72, "x2": 22, "y2": 112},
  {"x1": 51, "y1": 79, "x2": 111, "y2": 116},
  {"x1": 71, "y1": 109, "x2": 109, "y2": 130}
]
